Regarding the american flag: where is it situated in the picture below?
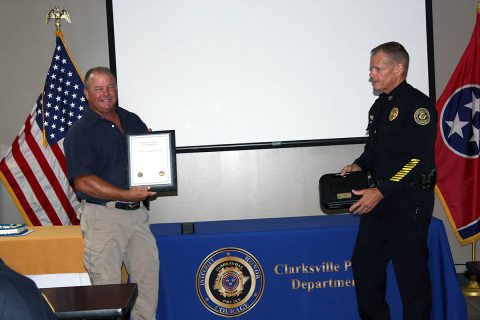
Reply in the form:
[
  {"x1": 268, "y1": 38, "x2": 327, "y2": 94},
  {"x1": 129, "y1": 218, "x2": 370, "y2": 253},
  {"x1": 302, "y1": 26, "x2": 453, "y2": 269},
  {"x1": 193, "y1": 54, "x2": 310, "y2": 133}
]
[{"x1": 0, "y1": 31, "x2": 86, "y2": 226}]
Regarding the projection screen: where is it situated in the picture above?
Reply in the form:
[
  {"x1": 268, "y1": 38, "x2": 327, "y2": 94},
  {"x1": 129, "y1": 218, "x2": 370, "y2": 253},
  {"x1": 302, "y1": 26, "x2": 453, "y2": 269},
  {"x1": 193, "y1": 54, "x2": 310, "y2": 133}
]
[{"x1": 110, "y1": 0, "x2": 432, "y2": 148}]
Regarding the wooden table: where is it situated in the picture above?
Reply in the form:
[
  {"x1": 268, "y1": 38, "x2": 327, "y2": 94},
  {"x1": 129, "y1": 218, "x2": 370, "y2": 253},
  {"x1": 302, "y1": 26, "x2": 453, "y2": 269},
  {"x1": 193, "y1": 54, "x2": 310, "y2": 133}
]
[
  {"x1": 0, "y1": 226, "x2": 129, "y2": 287},
  {"x1": 0, "y1": 226, "x2": 85, "y2": 275},
  {"x1": 41, "y1": 283, "x2": 138, "y2": 320}
]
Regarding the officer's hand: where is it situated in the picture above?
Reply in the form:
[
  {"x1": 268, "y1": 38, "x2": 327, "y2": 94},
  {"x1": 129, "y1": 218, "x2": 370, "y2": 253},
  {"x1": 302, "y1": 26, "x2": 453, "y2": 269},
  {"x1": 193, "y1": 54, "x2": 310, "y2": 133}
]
[
  {"x1": 340, "y1": 163, "x2": 362, "y2": 176},
  {"x1": 125, "y1": 186, "x2": 157, "y2": 202},
  {"x1": 349, "y1": 188, "x2": 384, "y2": 214}
]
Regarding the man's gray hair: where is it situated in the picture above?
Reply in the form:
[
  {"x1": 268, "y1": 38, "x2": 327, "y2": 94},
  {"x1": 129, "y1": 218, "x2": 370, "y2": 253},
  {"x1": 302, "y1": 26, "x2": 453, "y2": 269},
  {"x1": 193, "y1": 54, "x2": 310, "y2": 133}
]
[{"x1": 371, "y1": 42, "x2": 409, "y2": 76}]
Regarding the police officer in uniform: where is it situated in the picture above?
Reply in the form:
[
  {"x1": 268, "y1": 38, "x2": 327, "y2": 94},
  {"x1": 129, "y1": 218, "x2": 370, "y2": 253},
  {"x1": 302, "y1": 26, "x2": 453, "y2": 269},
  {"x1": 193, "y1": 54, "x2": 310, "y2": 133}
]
[{"x1": 340, "y1": 42, "x2": 437, "y2": 319}]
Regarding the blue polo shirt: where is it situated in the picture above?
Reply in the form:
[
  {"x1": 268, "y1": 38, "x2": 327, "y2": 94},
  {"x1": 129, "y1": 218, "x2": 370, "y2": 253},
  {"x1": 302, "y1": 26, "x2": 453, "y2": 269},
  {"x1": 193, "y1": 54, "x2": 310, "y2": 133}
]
[{"x1": 64, "y1": 106, "x2": 148, "y2": 204}]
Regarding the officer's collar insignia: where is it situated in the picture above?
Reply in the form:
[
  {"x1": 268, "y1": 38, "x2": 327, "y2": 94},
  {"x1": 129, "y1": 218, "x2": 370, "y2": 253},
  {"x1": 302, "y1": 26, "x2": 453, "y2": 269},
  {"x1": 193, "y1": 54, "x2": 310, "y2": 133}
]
[
  {"x1": 389, "y1": 107, "x2": 399, "y2": 121},
  {"x1": 388, "y1": 96, "x2": 393, "y2": 101},
  {"x1": 414, "y1": 108, "x2": 430, "y2": 125}
]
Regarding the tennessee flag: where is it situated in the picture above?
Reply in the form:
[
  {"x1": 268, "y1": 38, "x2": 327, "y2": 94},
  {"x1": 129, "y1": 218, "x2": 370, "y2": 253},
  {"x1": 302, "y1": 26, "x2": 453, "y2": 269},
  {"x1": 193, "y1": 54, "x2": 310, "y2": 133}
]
[
  {"x1": 435, "y1": 8, "x2": 480, "y2": 245},
  {"x1": 0, "y1": 31, "x2": 86, "y2": 226}
]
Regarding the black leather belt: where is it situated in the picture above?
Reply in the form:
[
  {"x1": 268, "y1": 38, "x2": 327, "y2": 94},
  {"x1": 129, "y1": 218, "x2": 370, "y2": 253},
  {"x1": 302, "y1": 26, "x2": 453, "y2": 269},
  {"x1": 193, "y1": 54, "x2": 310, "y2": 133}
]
[{"x1": 85, "y1": 200, "x2": 141, "y2": 210}]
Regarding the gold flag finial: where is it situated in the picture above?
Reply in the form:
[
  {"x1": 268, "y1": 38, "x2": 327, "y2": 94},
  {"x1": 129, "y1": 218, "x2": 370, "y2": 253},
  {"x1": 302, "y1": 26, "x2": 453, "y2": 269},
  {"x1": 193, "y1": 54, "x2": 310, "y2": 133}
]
[{"x1": 46, "y1": 7, "x2": 71, "y2": 32}]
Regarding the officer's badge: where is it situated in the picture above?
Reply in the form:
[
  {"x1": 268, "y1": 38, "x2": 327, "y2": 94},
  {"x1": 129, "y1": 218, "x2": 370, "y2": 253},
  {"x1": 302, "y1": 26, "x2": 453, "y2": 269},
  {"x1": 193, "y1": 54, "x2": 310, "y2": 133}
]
[
  {"x1": 389, "y1": 107, "x2": 399, "y2": 121},
  {"x1": 414, "y1": 108, "x2": 430, "y2": 125}
]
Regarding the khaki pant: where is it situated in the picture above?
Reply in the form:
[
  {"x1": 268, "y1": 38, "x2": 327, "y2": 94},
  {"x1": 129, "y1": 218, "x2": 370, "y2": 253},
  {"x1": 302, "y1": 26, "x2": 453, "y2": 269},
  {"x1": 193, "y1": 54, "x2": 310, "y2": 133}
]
[{"x1": 80, "y1": 201, "x2": 159, "y2": 320}]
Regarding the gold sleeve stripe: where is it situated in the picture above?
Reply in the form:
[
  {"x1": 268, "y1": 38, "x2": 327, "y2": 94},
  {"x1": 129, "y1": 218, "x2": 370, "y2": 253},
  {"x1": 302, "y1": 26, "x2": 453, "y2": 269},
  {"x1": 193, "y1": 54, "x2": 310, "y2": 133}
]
[{"x1": 389, "y1": 158, "x2": 420, "y2": 182}]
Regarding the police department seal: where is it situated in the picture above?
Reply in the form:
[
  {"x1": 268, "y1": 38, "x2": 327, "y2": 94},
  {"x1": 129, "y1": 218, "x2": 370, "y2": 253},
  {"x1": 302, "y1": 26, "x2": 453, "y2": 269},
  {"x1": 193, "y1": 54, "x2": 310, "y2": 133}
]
[{"x1": 196, "y1": 247, "x2": 265, "y2": 317}]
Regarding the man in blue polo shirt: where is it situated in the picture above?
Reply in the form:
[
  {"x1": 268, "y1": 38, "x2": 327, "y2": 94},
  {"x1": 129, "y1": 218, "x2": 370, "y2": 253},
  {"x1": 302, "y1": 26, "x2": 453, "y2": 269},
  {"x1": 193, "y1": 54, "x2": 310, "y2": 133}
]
[{"x1": 64, "y1": 67, "x2": 159, "y2": 320}]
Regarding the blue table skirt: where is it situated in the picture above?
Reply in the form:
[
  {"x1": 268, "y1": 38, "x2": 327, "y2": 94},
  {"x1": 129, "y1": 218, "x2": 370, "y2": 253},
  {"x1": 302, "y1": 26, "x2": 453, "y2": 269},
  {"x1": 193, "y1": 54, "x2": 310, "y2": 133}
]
[{"x1": 150, "y1": 215, "x2": 466, "y2": 319}]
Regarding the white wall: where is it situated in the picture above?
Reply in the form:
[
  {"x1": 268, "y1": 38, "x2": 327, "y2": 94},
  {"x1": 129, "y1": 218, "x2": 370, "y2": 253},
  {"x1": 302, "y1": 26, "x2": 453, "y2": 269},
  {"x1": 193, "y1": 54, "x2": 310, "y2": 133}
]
[
  {"x1": 150, "y1": 144, "x2": 364, "y2": 223},
  {"x1": 1, "y1": 0, "x2": 479, "y2": 273}
]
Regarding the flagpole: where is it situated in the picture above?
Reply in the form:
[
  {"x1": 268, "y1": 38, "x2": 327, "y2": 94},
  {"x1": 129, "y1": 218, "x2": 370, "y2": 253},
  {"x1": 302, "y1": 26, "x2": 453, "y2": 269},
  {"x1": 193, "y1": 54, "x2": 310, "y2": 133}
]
[
  {"x1": 473, "y1": 241, "x2": 476, "y2": 261},
  {"x1": 462, "y1": 241, "x2": 480, "y2": 296}
]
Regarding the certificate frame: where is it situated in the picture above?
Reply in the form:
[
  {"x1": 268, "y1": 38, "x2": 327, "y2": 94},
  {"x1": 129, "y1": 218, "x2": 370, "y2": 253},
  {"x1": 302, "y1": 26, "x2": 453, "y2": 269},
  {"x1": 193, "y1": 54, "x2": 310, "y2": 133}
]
[{"x1": 127, "y1": 130, "x2": 177, "y2": 192}]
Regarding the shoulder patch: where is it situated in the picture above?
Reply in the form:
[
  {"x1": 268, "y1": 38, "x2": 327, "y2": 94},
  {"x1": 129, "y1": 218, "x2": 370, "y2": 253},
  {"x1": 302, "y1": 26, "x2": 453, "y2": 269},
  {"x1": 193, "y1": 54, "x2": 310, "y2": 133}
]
[{"x1": 414, "y1": 108, "x2": 430, "y2": 125}]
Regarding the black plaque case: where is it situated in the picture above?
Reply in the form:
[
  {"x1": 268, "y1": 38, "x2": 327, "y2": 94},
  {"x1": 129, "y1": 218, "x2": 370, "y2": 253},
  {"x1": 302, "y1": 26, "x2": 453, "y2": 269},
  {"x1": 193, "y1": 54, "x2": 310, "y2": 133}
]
[{"x1": 319, "y1": 171, "x2": 370, "y2": 210}]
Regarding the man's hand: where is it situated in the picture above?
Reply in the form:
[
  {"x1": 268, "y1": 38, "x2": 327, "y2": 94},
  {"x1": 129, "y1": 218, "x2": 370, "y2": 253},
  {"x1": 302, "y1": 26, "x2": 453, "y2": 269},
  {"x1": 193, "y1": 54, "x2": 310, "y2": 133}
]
[
  {"x1": 340, "y1": 163, "x2": 362, "y2": 176},
  {"x1": 125, "y1": 186, "x2": 157, "y2": 202},
  {"x1": 349, "y1": 188, "x2": 384, "y2": 215},
  {"x1": 74, "y1": 175, "x2": 156, "y2": 202}
]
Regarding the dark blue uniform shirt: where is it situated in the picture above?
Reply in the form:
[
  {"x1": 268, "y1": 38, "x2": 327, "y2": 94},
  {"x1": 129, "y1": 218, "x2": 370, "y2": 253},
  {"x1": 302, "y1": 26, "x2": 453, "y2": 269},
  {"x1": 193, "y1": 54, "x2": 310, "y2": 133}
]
[
  {"x1": 354, "y1": 81, "x2": 437, "y2": 198},
  {"x1": 0, "y1": 259, "x2": 57, "y2": 320},
  {"x1": 64, "y1": 106, "x2": 148, "y2": 204}
]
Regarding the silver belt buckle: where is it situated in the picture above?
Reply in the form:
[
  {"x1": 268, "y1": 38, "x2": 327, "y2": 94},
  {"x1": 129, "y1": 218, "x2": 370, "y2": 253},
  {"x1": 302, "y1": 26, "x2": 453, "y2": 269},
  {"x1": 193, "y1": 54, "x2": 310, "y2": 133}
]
[{"x1": 127, "y1": 202, "x2": 138, "y2": 209}]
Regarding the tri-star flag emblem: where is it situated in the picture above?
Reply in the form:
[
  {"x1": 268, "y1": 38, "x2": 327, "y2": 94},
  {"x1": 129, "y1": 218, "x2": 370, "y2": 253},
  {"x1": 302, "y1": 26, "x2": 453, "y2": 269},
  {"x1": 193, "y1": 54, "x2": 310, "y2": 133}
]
[{"x1": 440, "y1": 85, "x2": 480, "y2": 158}]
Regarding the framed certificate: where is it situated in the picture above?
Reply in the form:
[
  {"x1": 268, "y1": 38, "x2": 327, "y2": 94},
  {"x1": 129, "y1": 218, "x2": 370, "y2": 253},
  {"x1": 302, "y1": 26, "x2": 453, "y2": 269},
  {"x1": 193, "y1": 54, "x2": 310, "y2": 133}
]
[{"x1": 127, "y1": 130, "x2": 177, "y2": 192}]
